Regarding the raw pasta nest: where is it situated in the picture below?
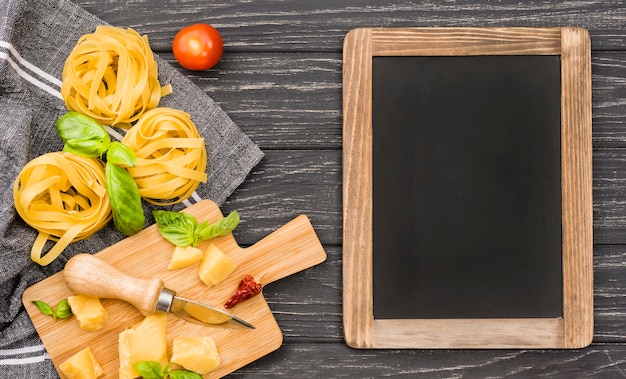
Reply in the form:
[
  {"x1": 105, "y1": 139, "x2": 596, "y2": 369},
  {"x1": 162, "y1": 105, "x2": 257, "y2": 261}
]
[
  {"x1": 13, "y1": 152, "x2": 112, "y2": 266},
  {"x1": 61, "y1": 25, "x2": 171, "y2": 128},
  {"x1": 123, "y1": 107, "x2": 208, "y2": 205}
]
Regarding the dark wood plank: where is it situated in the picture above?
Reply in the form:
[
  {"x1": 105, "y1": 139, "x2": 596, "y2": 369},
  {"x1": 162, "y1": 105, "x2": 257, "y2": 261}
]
[
  {"x1": 222, "y1": 150, "x2": 342, "y2": 247},
  {"x1": 71, "y1": 0, "x2": 626, "y2": 52},
  {"x1": 593, "y1": 245, "x2": 626, "y2": 342},
  {"x1": 226, "y1": 342, "x2": 626, "y2": 378},
  {"x1": 594, "y1": 149, "x2": 626, "y2": 244},
  {"x1": 592, "y1": 54, "x2": 626, "y2": 148},
  {"x1": 165, "y1": 52, "x2": 343, "y2": 150}
]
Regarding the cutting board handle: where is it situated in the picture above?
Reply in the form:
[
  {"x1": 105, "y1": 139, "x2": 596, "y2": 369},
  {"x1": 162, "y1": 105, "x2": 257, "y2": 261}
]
[{"x1": 244, "y1": 215, "x2": 326, "y2": 285}]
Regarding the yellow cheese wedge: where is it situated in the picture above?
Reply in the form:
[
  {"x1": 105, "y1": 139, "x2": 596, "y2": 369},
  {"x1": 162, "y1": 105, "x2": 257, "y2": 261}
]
[
  {"x1": 59, "y1": 347, "x2": 104, "y2": 379},
  {"x1": 67, "y1": 295, "x2": 108, "y2": 332},
  {"x1": 167, "y1": 245, "x2": 203, "y2": 270},
  {"x1": 198, "y1": 244, "x2": 237, "y2": 287},
  {"x1": 170, "y1": 336, "x2": 220, "y2": 374},
  {"x1": 118, "y1": 313, "x2": 168, "y2": 379}
]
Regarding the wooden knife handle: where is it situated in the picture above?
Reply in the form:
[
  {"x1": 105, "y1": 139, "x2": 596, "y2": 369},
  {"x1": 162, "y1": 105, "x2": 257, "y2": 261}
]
[{"x1": 63, "y1": 253, "x2": 164, "y2": 316}]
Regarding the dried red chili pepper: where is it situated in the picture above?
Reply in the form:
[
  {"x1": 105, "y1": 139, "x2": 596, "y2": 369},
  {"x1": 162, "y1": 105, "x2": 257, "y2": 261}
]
[{"x1": 224, "y1": 274, "x2": 262, "y2": 309}]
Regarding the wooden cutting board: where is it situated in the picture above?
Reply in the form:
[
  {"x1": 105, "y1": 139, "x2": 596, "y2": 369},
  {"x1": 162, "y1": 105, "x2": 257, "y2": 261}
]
[{"x1": 23, "y1": 199, "x2": 327, "y2": 378}]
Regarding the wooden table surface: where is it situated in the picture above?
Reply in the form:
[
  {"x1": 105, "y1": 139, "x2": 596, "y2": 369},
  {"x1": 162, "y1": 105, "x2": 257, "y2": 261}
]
[{"x1": 71, "y1": 1, "x2": 626, "y2": 377}]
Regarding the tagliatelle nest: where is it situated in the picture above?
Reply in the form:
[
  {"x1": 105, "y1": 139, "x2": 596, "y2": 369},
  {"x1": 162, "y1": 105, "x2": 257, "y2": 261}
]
[
  {"x1": 13, "y1": 152, "x2": 112, "y2": 266},
  {"x1": 123, "y1": 107, "x2": 208, "y2": 205},
  {"x1": 61, "y1": 25, "x2": 171, "y2": 129}
]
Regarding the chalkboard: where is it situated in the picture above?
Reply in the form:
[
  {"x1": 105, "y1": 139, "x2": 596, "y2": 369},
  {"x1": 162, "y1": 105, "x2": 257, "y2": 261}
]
[
  {"x1": 372, "y1": 55, "x2": 563, "y2": 320},
  {"x1": 342, "y1": 27, "x2": 593, "y2": 349}
]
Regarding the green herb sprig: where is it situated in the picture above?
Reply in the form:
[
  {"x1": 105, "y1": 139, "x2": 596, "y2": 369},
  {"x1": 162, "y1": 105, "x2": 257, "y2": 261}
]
[
  {"x1": 31, "y1": 299, "x2": 73, "y2": 321},
  {"x1": 55, "y1": 111, "x2": 145, "y2": 236},
  {"x1": 153, "y1": 210, "x2": 239, "y2": 247},
  {"x1": 56, "y1": 112, "x2": 111, "y2": 157},
  {"x1": 134, "y1": 361, "x2": 201, "y2": 379}
]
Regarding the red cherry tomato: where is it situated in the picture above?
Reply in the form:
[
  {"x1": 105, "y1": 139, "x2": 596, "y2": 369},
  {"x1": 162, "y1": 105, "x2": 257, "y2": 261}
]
[{"x1": 172, "y1": 23, "x2": 223, "y2": 71}]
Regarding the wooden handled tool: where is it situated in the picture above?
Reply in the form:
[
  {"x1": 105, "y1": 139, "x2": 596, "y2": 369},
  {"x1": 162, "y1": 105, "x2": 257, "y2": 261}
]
[{"x1": 64, "y1": 253, "x2": 255, "y2": 328}]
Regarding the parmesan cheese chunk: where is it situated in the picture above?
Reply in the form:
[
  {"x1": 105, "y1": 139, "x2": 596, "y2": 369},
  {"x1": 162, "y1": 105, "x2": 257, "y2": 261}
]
[
  {"x1": 198, "y1": 244, "x2": 237, "y2": 287},
  {"x1": 118, "y1": 313, "x2": 168, "y2": 379},
  {"x1": 59, "y1": 347, "x2": 104, "y2": 379},
  {"x1": 167, "y1": 245, "x2": 203, "y2": 270},
  {"x1": 170, "y1": 336, "x2": 220, "y2": 374},
  {"x1": 67, "y1": 295, "x2": 108, "y2": 332}
]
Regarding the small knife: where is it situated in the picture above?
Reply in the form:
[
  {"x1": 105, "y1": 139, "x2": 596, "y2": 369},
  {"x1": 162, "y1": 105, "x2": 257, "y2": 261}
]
[{"x1": 63, "y1": 253, "x2": 255, "y2": 329}]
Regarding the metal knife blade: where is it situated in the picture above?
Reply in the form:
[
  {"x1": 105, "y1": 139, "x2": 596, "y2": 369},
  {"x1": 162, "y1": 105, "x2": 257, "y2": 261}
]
[{"x1": 157, "y1": 288, "x2": 255, "y2": 329}]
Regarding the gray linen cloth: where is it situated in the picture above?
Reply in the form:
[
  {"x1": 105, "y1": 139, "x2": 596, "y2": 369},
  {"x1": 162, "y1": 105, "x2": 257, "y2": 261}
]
[{"x1": 0, "y1": 0, "x2": 263, "y2": 376}]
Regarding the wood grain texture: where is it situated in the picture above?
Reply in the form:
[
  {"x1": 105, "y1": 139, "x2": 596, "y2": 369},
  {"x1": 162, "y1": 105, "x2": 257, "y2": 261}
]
[
  {"x1": 224, "y1": 343, "x2": 626, "y2": 378},
  {"x1": 72, "y1": 0, "x2": 626, "y2": 51},
  {"x1": 31, "y1": 0, "x2": 626, "y2": 376},
  {"x1": 560, "y1": 27, "x2": 594, "y2": 348},
  {"x1": 342, "y1": 27, "x2": 373, "y2": 349},
  {"x1": 372, "y1": 319, "x2": 564, "y2": 349},
  {"x1": 170, "y1": 52, "x2": 343, "y2": 150},
  {"x1": 23, "y1": 200, "x2": 326, "y2": 378},
  {"x1": 370, "y1": 27, "x2": 562, "y2": 56}
]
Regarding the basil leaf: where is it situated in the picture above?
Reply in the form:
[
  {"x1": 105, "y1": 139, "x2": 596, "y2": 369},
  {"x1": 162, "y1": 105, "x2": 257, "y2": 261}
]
[
  {"x1": 153, "y1": 210, "x2": 197, "y2": 247},
  {"x1": 64, "y1": 139, "x2": 111, "y2": 158},
  {"x1": 195, "y1": 211, "x2": 239, "y2": 246},
  {"x1": 56, "y1": 112, "x2": 109, "y2": 141},
  {"x1": 153, "y1": 210, "x2": 240, "y2": 247},
  {"x1": 32, "y1": 300, "x2": 55, "y2": 319},
  {"x1": 169, "y1": 369, "x2": 202, "y2": 379},
  {"x1": 54, "y1": 299, "x2": 73, "y2": 319},
  {"x1": 106, "y1": 162, "x2": 145, "y2": 236},
  {"x1": 107, "y1": 141, "x2": 136, "y2": 167},
  {"x1": 133, "y1": 361, "x2": 164, "y2": 379},
  {"x1": 56, "y1": 112, "x2": 111, "y2": 157}
]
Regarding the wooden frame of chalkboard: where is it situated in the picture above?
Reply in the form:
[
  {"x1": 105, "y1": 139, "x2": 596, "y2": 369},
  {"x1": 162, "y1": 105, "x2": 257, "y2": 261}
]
[{"x1": 342, "y1": 27, "x2": 592, "y2": 349}]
